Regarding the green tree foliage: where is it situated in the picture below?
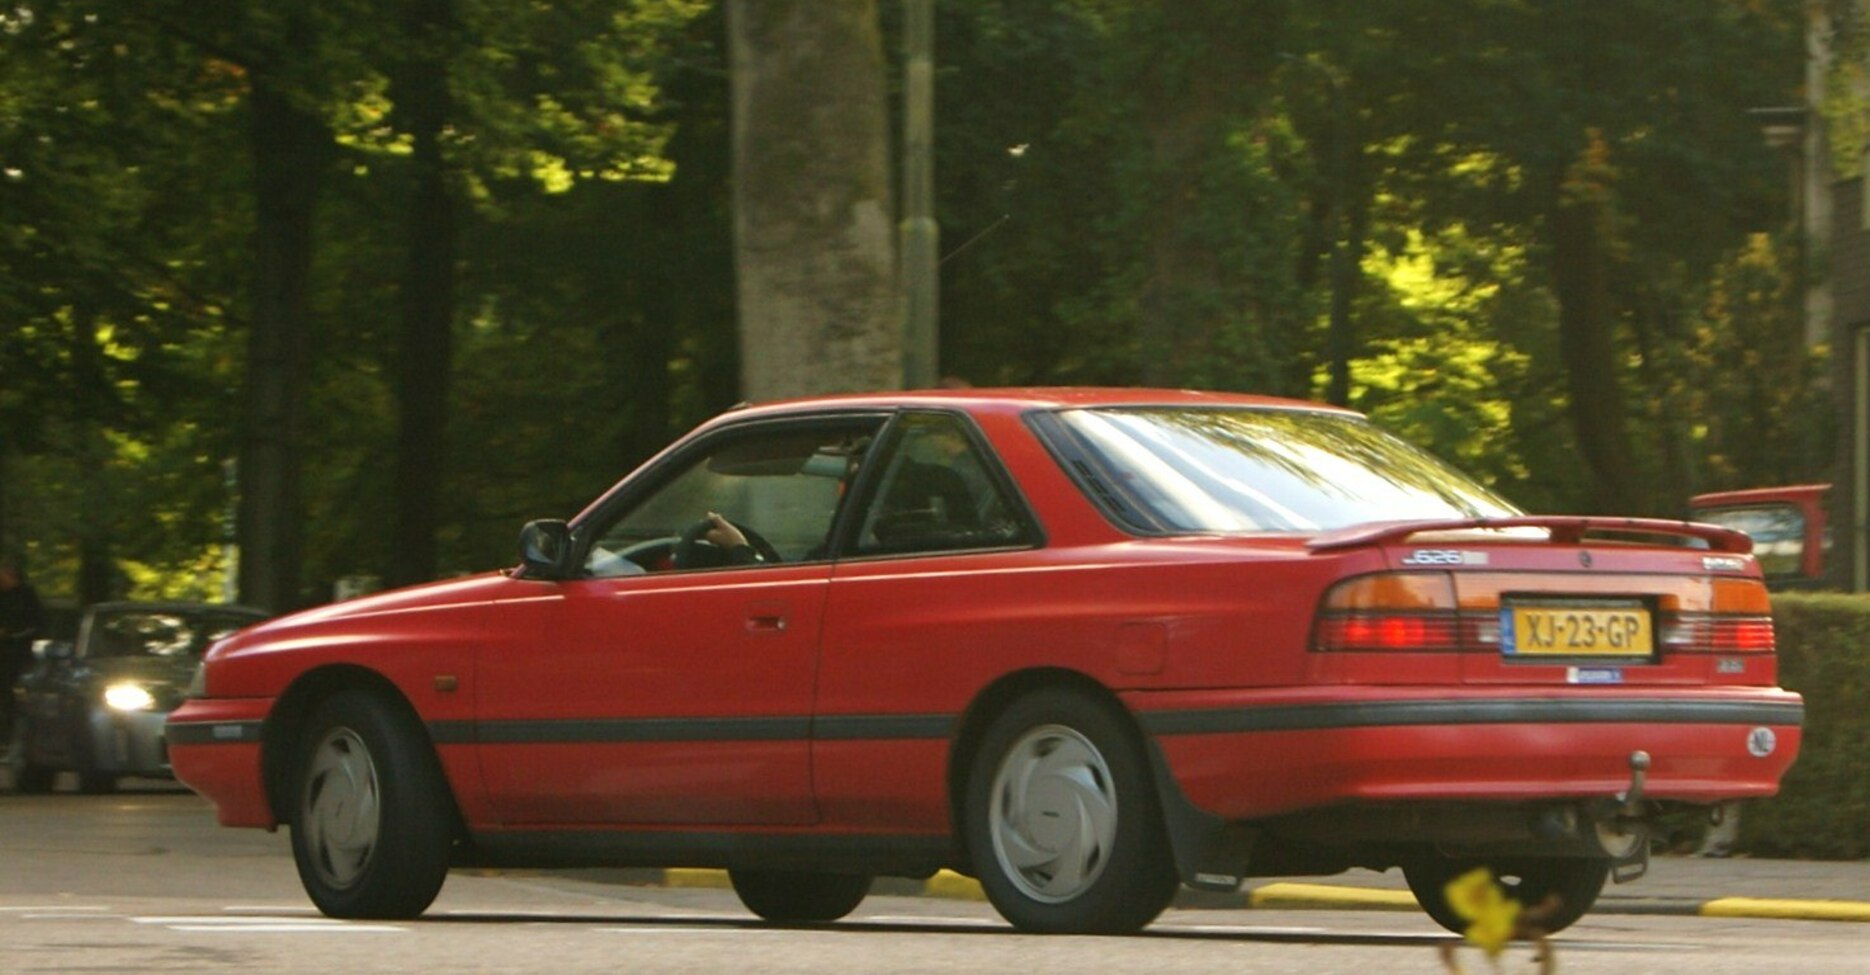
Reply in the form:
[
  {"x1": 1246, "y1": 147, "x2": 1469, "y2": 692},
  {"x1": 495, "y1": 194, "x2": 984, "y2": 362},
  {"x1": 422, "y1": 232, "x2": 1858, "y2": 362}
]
[{"x1": 0, "y1": 0, "x2": 1826, "y2": 602}]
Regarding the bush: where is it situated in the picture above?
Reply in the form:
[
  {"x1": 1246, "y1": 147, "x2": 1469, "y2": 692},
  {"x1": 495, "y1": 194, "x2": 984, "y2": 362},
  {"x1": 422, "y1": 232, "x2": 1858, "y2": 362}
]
[{"x1": 1742, "y1": 593, "x2": 1870, "y2": 859}]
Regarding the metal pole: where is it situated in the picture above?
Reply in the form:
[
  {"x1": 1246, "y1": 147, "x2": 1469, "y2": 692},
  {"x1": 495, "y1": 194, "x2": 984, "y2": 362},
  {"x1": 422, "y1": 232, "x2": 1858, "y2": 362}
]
[
  {"x1": 900, "y1": 0, "x2": 939, "y2": 388},
  {"x1": 1855, "y1": 326, "x2": 1867, "y2": 591}
]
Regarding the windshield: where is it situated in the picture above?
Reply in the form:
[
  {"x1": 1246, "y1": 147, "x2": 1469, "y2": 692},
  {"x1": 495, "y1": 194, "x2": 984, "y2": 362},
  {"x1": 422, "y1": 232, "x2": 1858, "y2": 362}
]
[
  {"x1": 81, "y1": 609, "x2": 263, "y2": 660},
  {"x1": 1049, "y1": 407, "x2": 1520, "y2": 533}
]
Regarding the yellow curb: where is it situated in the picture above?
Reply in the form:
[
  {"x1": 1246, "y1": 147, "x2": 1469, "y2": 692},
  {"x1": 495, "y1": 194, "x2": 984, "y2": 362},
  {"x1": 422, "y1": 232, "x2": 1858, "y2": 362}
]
[
  {"x1": 922, "y1": 870, "x2": 986, "y2": 901},
  {"x1": 1699, "y1": 898, "x2": 1870, "y2": 922},
  {"x1": 1248, "y1": 882, "x2": 1421, "y2": 911},
  {"x1": 662, "y1": 868, "x2": 733, "y2": 889}
]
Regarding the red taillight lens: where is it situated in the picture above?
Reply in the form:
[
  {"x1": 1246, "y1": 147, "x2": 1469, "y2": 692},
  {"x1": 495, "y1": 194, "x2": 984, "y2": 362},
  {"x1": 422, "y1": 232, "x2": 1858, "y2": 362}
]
[
  {"x1": 1315, "y1": 613, "x2": 1462, "y2": 651},
  {"x1": 1314, "y1": 572, "x2": 1462, "y2": 651}
]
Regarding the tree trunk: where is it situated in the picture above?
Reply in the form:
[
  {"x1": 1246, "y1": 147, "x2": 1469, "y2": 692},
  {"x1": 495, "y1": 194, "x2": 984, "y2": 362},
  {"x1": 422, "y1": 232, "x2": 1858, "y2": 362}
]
[
  {"x1": 238, "y1": 79, "x2": 331, "y2": 611},
  {"x1": 727, "y1": 0, "x2": 900, "y2": 401},
  {"x1": 1549, "y1": 192, "x2": 1643, "y2": 515},
  {"x1": 386, "y1": 0, "x2": 457, "y2": 589}
]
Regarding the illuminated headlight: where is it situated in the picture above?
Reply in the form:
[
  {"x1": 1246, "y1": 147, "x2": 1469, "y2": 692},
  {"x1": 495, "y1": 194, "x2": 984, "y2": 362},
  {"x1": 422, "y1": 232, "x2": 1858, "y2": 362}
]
[{"x1": 103, "y1": 683, "x2": 157, "y2": 712}]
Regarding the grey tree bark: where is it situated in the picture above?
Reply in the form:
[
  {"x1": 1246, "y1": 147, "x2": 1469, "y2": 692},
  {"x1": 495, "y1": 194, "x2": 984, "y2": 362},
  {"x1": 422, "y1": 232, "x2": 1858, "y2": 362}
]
[{"x1": 727, "y1": 0, "x2": 901, "y2": 401}]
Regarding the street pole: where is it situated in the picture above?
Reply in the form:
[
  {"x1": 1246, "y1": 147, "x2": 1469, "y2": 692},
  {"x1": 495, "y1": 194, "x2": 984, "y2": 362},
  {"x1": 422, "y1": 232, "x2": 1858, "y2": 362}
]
[{"x1": 900, "y1": 0, "x2": 939, "y2": 388}]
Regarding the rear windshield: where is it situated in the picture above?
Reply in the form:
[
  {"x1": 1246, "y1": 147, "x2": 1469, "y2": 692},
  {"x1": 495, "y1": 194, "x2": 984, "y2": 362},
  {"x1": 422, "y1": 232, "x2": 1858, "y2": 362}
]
[{"x1": 1046, "y1": 407, "x2": 1520, "y2": 534}]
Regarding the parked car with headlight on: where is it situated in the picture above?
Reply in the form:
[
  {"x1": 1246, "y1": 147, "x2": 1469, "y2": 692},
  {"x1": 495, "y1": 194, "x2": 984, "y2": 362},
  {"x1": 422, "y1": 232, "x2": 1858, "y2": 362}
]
[
  {"x1": 166, "y1": 388, "x2": 1802, "y2": 935},
  {"x1": 8, "y1": 601, "x2": 267, "y2": 793}
]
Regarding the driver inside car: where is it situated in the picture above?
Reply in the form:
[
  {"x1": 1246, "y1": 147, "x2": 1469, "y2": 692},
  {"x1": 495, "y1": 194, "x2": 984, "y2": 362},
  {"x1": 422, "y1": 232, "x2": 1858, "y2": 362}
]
[
  {"x1": 700, "y1": 511, "x2": 763, "y2": 565},
  {"x1": 585, "y1": 511, "x2": 766, "y2": 577}
]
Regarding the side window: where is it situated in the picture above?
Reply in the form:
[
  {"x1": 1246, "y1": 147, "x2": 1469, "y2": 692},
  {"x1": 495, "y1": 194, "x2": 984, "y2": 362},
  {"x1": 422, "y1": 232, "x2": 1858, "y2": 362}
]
[
  {"x1": 1696, "y1": 504, "x2": 1806, "y2": 579},
  {"x1": 852, "y1": 413, "x2": 1030, "y2": 556},
  {"x1": 581, "y1": 422, "x2": 875, "y2": 576}
]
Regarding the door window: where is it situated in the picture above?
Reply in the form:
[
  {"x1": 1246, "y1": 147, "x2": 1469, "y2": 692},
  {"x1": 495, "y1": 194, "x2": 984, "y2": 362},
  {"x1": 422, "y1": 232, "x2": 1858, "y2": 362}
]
[
  {"x1": 581, "y1": 421, "x2": 877, "y2": 576},
  {"x1": 852, "y1": 413, "x2": 1031, "y2": 555}
]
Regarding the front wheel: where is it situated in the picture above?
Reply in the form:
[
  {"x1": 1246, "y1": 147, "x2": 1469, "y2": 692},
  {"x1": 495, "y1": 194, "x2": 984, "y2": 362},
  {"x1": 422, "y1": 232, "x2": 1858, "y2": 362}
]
[
  {"x1": 963, "y1": 688, "x2": 1179, "y2": 934},
  {"x1": 289, "y1": 690, "x2": 454, "y2": 919},
  {"x1": 1403, "y1": 854, "x2": 1610, "y2": 936},
  {"x1": 5, "y1": 717, "x2": 54, "y2": 793},
  {"x1": 729, "y1": 869, "x2": 872, "y2": 922}
]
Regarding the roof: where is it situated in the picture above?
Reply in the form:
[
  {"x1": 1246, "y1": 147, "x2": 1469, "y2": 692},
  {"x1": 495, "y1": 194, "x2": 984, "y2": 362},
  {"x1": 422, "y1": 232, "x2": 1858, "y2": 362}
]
[
  {"x1": 85, "y1": 600, "x2": 270, "y2": 619},
  {"x1": 1689, "y1": 484, "x2": 1831, "y2": 508},
  {"x1": 720, "y1": 387, "x2": 1359, "y2": 422}
]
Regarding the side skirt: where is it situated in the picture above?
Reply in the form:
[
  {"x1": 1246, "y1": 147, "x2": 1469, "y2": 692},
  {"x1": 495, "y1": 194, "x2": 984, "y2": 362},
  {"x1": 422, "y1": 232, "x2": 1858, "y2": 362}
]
[{"x1": 460, "y1": 830, "x2": 955, "y2": 877}]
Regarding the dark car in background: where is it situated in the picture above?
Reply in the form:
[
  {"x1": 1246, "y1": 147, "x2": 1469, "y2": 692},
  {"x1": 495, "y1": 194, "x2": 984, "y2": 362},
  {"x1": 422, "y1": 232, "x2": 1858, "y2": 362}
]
[{"x1": 7, "y1": 601, "x2": 268, "y2": 793}]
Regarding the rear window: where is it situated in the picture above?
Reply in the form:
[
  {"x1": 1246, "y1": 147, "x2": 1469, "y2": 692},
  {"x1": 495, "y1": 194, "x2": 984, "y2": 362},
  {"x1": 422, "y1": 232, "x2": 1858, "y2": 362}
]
[
  {"x1": 1042, "y1": 406, "x2": 1519, "y2": 534},
  {"x1": 1693, "y1": 504, "x2": 1806, "y2": 579}
]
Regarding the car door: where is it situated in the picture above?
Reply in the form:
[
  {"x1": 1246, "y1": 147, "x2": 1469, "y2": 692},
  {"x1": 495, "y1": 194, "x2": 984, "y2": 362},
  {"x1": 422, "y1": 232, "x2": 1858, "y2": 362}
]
[
  {"x1": 475, "y1": 416, "x2": 881, "y2": 827},
  {"x1": 814, "y1": 411, "x2": 1047, "y2": 832}
]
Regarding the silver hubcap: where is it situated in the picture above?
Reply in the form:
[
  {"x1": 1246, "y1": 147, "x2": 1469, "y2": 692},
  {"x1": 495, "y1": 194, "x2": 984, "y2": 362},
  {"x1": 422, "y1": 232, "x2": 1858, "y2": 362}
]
[
  {"x1": 302, "y1": 727, "x2": 381, "y2": 889},
  {"x1": 988, "y1": 724, "x2": 1118, "y2": 903}
]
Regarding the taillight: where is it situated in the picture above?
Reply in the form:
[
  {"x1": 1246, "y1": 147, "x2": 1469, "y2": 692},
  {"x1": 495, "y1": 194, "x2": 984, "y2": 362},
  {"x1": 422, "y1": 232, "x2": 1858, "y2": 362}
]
[
  {"x1": 1313, "y1": 572, "x2": 1775, "y2": 655},
  {"x1": 1314, "y1": 573, "x2": 1462, "y2": 651},
  {"x1": 1661, "y1": 579, "x2": 1775, "y2": 653}
]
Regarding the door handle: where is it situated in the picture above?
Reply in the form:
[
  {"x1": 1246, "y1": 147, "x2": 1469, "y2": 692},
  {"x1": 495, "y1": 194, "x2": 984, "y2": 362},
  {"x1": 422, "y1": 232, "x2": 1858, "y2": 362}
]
[{"x1": 744, "y1": 599, "x2": 790, "y2": 634}]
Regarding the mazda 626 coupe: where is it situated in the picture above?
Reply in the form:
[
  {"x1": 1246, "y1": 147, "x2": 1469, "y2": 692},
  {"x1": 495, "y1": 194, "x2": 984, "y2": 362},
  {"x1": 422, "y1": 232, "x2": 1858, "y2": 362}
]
[{"x1": 168, "y1": 388, "x2": 1801, "y2": 934}]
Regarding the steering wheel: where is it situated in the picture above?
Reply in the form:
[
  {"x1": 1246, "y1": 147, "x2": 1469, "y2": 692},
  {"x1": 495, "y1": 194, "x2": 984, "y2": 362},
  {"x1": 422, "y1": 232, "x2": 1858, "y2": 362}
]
[{"x1": 671, "y1": 517, "x2": 783, "y2": 569}]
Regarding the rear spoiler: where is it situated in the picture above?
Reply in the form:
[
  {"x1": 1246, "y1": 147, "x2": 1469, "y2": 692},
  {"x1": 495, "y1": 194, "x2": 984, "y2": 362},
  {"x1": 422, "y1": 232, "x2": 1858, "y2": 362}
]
[{"x1": 1307, "y1": 516, "x2": 1753, "y2": 555}]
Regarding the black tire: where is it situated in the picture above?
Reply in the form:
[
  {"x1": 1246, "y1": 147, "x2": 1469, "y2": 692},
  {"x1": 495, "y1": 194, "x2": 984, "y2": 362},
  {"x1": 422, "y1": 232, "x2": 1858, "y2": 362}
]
[
  {"x1": 289, "y1": 690, "x2": 454, "y2": 919},
  {"x1": 1403, "y1": 854, "x2": 1610, "y2": 936},
  {"x1": 6, "y1": 717, "x2": 54, "y2": 794},
  {"x1": 76, "y1": 770, "x2": 117, "y2": 794},
  {"x1": 729, "y1": 869, "x2": 873, "y2": 922},
  {"x1": 962, "y1": 688, "x2": 1179, "y2": 934}
]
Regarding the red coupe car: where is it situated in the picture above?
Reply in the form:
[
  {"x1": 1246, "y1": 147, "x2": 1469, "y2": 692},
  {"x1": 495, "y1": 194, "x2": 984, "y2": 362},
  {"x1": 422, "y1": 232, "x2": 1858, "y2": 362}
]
[{"x1": 168, "y1": 388, "x2": 1801, "y2": 934}]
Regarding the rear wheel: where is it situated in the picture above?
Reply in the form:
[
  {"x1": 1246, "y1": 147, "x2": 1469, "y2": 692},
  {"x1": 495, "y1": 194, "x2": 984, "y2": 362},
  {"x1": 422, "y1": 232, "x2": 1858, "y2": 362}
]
[
  {"x1": 289, "y1": 690, "x2": 454, "y2": 919},
  {"x1": 963, "y1": 688, "x2": 1179, "y2": 933},
  {"x1": 729, "y1": 869, "x2": 872, "y2": 922},
  {"x1": 1403, "y1": 854, "x2": 1610, "y2": 935}
]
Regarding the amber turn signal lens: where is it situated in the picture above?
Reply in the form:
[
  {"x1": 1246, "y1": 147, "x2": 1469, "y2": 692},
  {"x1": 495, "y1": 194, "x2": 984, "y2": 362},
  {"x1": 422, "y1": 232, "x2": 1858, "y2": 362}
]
[{"x1": 1320, "y1": 572, "x2": 1457, "y2": 611}]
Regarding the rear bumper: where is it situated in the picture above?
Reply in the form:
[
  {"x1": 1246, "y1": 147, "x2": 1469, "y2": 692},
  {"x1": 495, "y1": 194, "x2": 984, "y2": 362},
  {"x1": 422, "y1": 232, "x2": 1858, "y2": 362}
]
[
  {"x1": 166, "y1": 698, "x2": 276, "y2": 828},
  {"x1": 1127, "y1": 687, "x2": 1803, "y2": 821}
]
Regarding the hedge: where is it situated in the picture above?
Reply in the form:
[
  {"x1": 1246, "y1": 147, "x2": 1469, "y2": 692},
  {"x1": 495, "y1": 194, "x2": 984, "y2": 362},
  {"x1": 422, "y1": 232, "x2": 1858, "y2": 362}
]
[{"x1": 1740, "y1": 593, "x2": 1870, "y2": 859}]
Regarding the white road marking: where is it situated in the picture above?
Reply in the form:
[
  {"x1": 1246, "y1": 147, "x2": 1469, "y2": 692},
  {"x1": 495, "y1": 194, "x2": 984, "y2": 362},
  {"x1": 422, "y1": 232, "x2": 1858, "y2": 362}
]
[
  {"x1": 131, "y1": 915, "x2": 405, "y2": 934},
  {"x1": 163, "y1": 924, "x2": 404, "y2": 933},
  {"x1": 856, "y1": 915, "x2": 1000, "y2": 927},
  {"x1": 594, "y1": 927, "x2": 793, "y2": 935},
  {"x1": 1157, "y1": 923, "x2": 1331, "y2": 935}
]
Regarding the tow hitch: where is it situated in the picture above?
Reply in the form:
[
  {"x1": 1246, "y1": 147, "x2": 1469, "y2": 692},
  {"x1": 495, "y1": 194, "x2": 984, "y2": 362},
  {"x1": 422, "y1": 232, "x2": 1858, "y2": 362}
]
[{"x1": 1594, "y1": 750, "x2": 1652, "y2": 883}]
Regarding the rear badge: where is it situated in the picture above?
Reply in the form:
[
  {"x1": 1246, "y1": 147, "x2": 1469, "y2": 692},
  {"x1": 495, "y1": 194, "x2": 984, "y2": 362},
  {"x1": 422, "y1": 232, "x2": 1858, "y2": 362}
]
[
  {"x1": 1567, "y1": 667, "x2": 1623, "y2": 685},
  {"x1": 1401, "y1": 549, "x2": 1489, "y2": 566},
  {"x1": 1716, "y1": 657, "x2": 1746, "y2": 675},
  {"x1": 1703, "y1": 556, "x2": 1748, "y2": 573},
  {"x1": 1747, "y1": 727, "x2": 1778, "y2": 758}
]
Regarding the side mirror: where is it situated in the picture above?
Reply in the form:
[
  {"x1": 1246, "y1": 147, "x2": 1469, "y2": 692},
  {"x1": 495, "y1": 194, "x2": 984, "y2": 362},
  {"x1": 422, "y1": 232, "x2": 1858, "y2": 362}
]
[
  {"x1": 32, "y1": 639, "x2": 74, "y2": 662},
  {"x1": 518, "y1": 519, "x2": 574, "y2": 580}
]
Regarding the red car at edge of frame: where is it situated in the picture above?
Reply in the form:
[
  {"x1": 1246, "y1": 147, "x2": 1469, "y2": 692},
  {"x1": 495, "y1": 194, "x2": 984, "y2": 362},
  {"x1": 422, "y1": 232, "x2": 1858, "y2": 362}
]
[{"x1": 167, "y1": 388, "x2": 1803, "y2": 935}]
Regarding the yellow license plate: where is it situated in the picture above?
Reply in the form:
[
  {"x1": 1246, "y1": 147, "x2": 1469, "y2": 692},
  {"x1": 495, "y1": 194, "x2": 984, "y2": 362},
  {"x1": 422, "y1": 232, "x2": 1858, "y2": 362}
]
[{"x1": 1503, "y1": 601, "x2": 1653, "y2": 657}]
